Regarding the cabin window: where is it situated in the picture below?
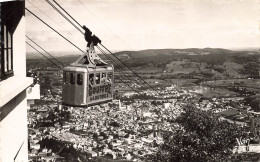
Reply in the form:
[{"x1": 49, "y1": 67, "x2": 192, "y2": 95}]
[
  {"x1": 108, "y1": 72, "x2": 113, "y2": 83},
  {"x1": 95, "y1": 73, "x2": 100, "y2": 84},
  {"x1": 89, "y1": 73, "x2": 94, "y2": 85},
  {"x1": 70, "y1": 73, "x2": 75, "y2": 84},
  {"x1": 101, "y1": 73, "x2": 106, "y2": 83},
  {"x1": 77, "y1": 73, "x2": 83, "y2": 85},
  {"x1": 65, "y1": 72, "x2": 70, "y2": 84},
  {"x1": 63, "y1": 72, "x2": 67, "y2": 83}
]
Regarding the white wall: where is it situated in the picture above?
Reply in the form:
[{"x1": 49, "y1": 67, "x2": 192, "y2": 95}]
[
  {"x1": 13, "y1": 16, "x2": 26, "y2": 77},
  {"x1": 0, "y1": 91, "x2": 28, "y2": 162},
  {"x1": 0, "y1": 12, "x2": 29, "y2": 162}
]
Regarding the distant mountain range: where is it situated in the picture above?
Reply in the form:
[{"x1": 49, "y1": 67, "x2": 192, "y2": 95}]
[{"x1": 27, "y1": 48, "x2": 259, "y2": 73}]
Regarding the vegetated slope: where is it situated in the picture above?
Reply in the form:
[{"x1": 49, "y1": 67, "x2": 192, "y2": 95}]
[
  {"x1": 111, "y1": 48, "x2": 259, "y2": 79},
  {"x1": 26, "y1": 48, "x2": 260, "y2": 78},
  {"x1": 27, "y1": 55, "x2": 80, "y2": 69},
  {"x1": 113, "y1": 48, "x2": 257, "y2": 67}
]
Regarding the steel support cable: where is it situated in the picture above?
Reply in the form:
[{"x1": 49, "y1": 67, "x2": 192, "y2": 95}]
[
  {"x1": 26, "y1": 6, "x2": 138, "y2": 88},
  {"x1": 26, "y1": 42, "x2": 63, "y2": 70},
  {"x1": 46, "y1": 1, "x2": 149, "y2": 89},
  {"x1": 96, "y1": 48, "x2": 149, "y2": 100},
  {"x1": 77, "y1": 0, "x2": 158, "y2": 93},
  {"x1": 97, "y1": 46, "x2": 138, "y2": 86},
  {"x1": 99, "y1": 44, "x2": 157, "y2": 91},
  {"x1": 27, "y1": 0, "x2": 73, "y2": 36},
  {"x1": 26, "y1": 36, "x2": 65, "y2": 67},
  {"x1": 96, "y1": 46, "x2": 156, "y2": 103},
  {"x1": 114, "y1": 74, "x2": 161, "y2": 111},
  {"x1": 97, "y1": 45, "x2": 126, "y2": 71},
  {"x1": 97, "y1": 47, "x2": 151, "y2": 101},
  {"x1": 96, "y1": 46, "x2": 133, "y2": 81},
  {"x1": 45, "y1": 0, "x2": 84, "y2": 35},
  {"x1": 97, "y1": 46, "x2": 135, "y2": 79},
  {"x1": 113, "y1": 75, "x2": 150, "y2": 101},
  {"x1": 96, "y1": 46, "x2": 147, "y2": 92},
  {"x1": 50, "y1": 1, "x2": 145, "y2": 89},
  {"x1": 53, "y1": 0, "x2": 84, "y2": 29},
  {"x1": 25, "y1": 8, "x2": 84, "y2": 53},
  {"x1": 98, "y1": 47, "x2": 161, "y2": 109},
  {"x1": 115, "y1": 73, "x2": 162, "y2": 120},
  {"x1": 114, "y1": 75, "x2": 159, "y2": 121},
  {"x1": 34, "y1": 1, "x2": 158, "y2": 96},
  {"x1": 26, "y1": 2, "x2": 160, "y2": 112}
]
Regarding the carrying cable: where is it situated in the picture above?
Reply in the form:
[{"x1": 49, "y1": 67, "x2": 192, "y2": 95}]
[
  {"x1": 26, "y1": 3, "x2": 161, "y2": 111},
  {"x1": 45, "y1": 0, "x2": 84, "y2": 35},
  {"x1": 27, "y1": 41, "x2": 148, "y2": 101},
  {"x1": 49, "y1": 0, "x2": 149, "y2": 91},
  {"x1": 97, "y1": 46, "x2": 138, "y2": 81},
  {"x1": 99, "y1": 44, "x2": 157, "y2": 91},
  {"x1": 26, "y1": 36, "x2": 65, "y2": 67},
  {"x1": 26, "y1": 41, "x2": 63, "y2": 70},
  {"x1": 53, "y1": 0, "x2": 83, "y2": 29},
  {"x1": 76, "y1": 0, "x2": 158, "y2": 92},
  {"x1": 25, "y1": 8, "x2": 84, "y2": 53},
  {"x1": 96, "y1": 46, "x2": 147, "y2": 92},
  {"x1": 27, "y1": 0, "x2": 73, "y2": 36},
  {"x1": 27, "y1": 2, "x2": 159, "y2": 103},
  {"x1": 113, "y1": 75, "x2": 150, "y2": 101},
  {"x1": 26, "y1": 5, "x2": 137, "y2": 87},
  {"x1": 48, "y1": 0, "x2": 157, "y2": 92},
  {"x1": 97, "y1": 46, "x2": 158, "y2": 103}
]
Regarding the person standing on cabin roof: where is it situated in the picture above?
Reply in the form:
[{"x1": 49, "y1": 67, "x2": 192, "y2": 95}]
[{"x1": 83, "y1": 25, "x2": 101, "y2": 47}]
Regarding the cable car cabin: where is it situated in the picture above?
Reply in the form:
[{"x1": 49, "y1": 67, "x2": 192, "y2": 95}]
[
  {"x1": 62, "y1": 43, "x2": 114, "y2": 107},
  {"x1": 63, "y1": 66, "x2": 113, "y2": 106}
]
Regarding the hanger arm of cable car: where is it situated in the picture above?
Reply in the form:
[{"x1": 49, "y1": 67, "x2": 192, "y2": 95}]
[{"x1": 62, "y1": 25, "x2": 114, "y2": 107}]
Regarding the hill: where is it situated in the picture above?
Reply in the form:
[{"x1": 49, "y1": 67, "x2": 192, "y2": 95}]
[
  {"x1": 110, "y1": 48, "x2": 258, "y2": 73},
  {"x1": 26, "y1": 48, "x2": 260, "y2": 79}
]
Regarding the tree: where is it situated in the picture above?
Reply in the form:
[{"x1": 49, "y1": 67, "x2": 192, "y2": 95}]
[{"x1": 149, "y1": 106, "x2": 242, "y2": 162}]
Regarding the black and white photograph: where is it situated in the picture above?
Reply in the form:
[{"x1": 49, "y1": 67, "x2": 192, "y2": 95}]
[{"x1": 0, "y1": 0, "x2": 259, "y2": 161}]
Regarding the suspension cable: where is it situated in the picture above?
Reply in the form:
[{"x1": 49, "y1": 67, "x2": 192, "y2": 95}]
[
  {"x1": 27, "y1": 0, "x2": 73, "y2": 36},
  {"x1": 46, "y1": 1, "x2": 156, "y2": 92},
  {"x1": 26, "y1": 5, "x2": 137, "y2": 88},
  {"x1": 26, "y1": 36, "x2": 65, "y2": 67},
  {"x1": 45, "y1": 0, "x2": 84, "y2": 35},
  {"x1": 25, "y1": 8, "x2": 84, "y2": 53},
  {"x1": 26, "y1": 41, "x2": 63, "y2": 70},
  {"x1": 96, "y1": 46, "x2": 147, "y2": 92},
  {"x1": 49, "y1": 1, "x2": 147, "y2": 89},
  {"x1": 96, "y1": 46, "x2": 157, "y2": 103},
  {"x1": 113, "y1": 75, "x2": 150, "y2": 101},
  {"x1": 99, "y1": 44, "x2": 157, "y2": 91},
  {"x1": 53, "y1": 0, "x2": 83, "y2": 29},
  {"x1": 77, "y1": 0, "x2": 158, "y2": 92},
  {"x1": 97, "y1": 46, "x2": 133, "y2": 78},
  {"x1": 27, "y1": 4, "x2": 161, "y2": 112},
  {"x1": 97, "y1": 46, "x2": 136, "y2": 84},
  {"x1": 27, "y1": 2, "x2": 159, "y2": 98}
]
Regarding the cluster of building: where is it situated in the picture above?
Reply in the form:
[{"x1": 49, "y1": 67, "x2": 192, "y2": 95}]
[
  {"x1": 27, "y1": 77, "x2": 197, "y2": 161},
  {"x1": 26, "y1": 68, "x2": 260, "y2": 161}
]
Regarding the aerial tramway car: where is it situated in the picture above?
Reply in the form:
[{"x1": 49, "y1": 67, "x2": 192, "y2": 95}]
[{"x1": 62, "y1": 26, "x2": 114, "y2": 107}]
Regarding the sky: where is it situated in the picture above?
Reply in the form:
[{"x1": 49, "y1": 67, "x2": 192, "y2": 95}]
[{"x1": 26, "y1": 0, "x2": 260, "y2": 53}]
